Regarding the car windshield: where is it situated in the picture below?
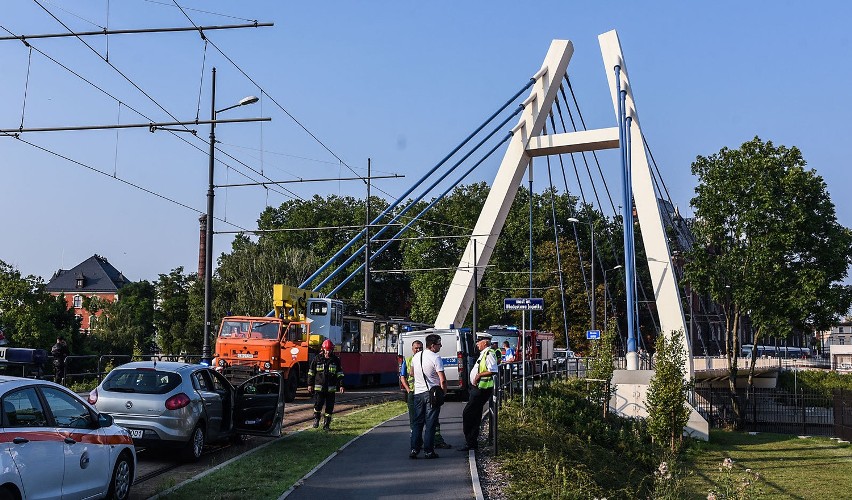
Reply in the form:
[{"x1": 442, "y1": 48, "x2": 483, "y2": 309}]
[
  {"x1": 251, "y1": 321, "x2": 280, "y2": 340},
  {"x1": 220, "y1": 320, "x2": 250, "y2": 338},
  {"x1": 102, "y1": 369, "x2": 182, "y2": 395}
]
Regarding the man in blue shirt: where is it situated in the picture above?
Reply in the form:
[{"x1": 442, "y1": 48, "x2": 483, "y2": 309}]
[{"x1": 503, "y1": 340, "x2": 516, "y2": 362}]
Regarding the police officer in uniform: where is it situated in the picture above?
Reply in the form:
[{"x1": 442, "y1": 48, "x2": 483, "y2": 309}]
[
  {"x1": 459, "y1": 332, "x2": 498, "y2": 451},
  {"x1": 308, "y1": 339, "x2": 345, "y2": 429}
]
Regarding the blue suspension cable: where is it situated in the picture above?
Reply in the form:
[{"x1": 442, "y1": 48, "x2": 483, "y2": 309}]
[
  {"x1": 616, "y1": 66, "x2": 637, "y2": 356},
  {"x1": 300, "y1": 79, "x2": 537, "y2": 289},
  {"x1": 326, "y1": 133, "x2": 513, "y2": 296},
  {"x1": 313, "y1": 107, "x2": 523, "y2": 292}
]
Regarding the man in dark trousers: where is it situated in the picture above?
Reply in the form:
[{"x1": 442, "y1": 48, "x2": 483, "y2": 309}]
[
  {"x1": 307, "y1": 339, "x2": 345, "y2": 430},
  {"x1": 51, "y1": 336, "x2": 70, "y2": 384},
  {"x1": 410, "y1": 333, "x2": 446, "y2": 459},
  {"x1": 459, "y1": 332, "x2": 498, "y2": 451}
]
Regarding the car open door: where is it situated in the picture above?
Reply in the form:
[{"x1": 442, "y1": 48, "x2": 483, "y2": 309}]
[{"x1": 233, "y1": 372, "x2": 285, "y2": 437}]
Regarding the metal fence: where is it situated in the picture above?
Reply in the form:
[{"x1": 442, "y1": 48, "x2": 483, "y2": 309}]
[
  {"x1": 37, "y1": 353, "x2": 203, "y2": 386},
  {"x1": 490, "y1": 357, "x2": 596, "y2": 454},
  {"x1": 691, "y1": 385, "x2": 835, "y2": 436},
  {"x1": 834, "y1": 389, "x2": 852, "y2": 441},
  {"x1": 487, "y1": 361, "x2": 846, "y2": 456}
]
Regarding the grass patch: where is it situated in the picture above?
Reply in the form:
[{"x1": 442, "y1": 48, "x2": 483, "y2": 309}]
[
  {"x1": 160, "y1": 401, "x2": 406, "y2": 500},
  {"x1": 683, "y1": 430, "x2": 852, "y2": 499}
]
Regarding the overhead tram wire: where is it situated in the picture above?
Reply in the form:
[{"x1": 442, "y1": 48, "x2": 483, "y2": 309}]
[
  {"x1": 171, "y1": 0, "x2": 365, "y2": 180},
  {"x1": 0, "y1": 22, "x2": 275, "y2": 41},
  {"x1": 325, "y1": 131, "x2": 513, "y2": 296},
  {"x1": 313, "y1": 103, "x2": 524, "y2": 292},
  {"x1": 141, "y1": 0, "x2": 259, "y2": 22},
  {"x1": 300, "y1": 77, "x2": 538, "y2": 289},
  {"x1": 0, "y1": 32, "x2": 278, "y2": 231},
  {"x1": 1, "y1": 130, "x2": 250, "y2": 231},
  {"x1": 0, "y1": 23, "x2": 297, "y2": 204},
  {"x1": 26, "y1": 2, "x2": 296, "y2": 201}
]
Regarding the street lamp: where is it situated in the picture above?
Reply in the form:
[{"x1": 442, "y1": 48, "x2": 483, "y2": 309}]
[
  {"x1": 603, "y1": 265, "x2": 622, "y2": 330},
  {"x1": 568, "y1": 217, "x2": 596, "y2": 331},
  {"x1": 202, "y1": 66, "x2": 259, "y2": 364}
]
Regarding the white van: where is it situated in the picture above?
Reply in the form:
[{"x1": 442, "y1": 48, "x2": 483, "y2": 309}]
[{"x1": 398, "y1": 328, "x2": 477, "y2": 398}]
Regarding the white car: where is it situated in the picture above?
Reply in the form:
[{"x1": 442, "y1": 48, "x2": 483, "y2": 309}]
[{"x1": 0, "y1": 376, "x2": 135, "y2": 499}]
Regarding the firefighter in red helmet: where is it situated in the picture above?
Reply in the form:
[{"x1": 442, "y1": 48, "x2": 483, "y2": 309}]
[{"x1": 307, "y1": 338, "x2": 345, "y2": 429}]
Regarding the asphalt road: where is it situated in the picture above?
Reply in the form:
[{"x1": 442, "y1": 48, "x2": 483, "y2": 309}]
[{"x1": 285, "y1": 401, "x2": 473, "y2": 499}]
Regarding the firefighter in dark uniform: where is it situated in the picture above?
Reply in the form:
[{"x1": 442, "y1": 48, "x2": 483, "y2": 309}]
[{"x1": 307, "y1": 339, "x2": 345, "y2": 429}]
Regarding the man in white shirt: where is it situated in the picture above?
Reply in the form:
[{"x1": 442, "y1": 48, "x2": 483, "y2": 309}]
[{"x1": 409, "y1": 333, "x2": 447, "y2": 459}]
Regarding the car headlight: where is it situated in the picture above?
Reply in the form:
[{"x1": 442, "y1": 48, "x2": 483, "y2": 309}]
[
  {"x1": 218, "y1": 359, "x2": 227, "y2": 367},
  {"x1": 263, "y1": 362, "x2": 272, "y2": 369}
]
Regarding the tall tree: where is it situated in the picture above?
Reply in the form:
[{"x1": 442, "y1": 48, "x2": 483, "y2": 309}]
[
  {"x1": 646, "y1": 329, "x2": 691, "y2": 452},
  {"x1": 154, "y1": 267, "x2": 194, "y2": 354},
  {"x1": 0, "y1": 260, "x2": 79, "y2": 350},
  {"x1": 91, "y1": 281, "x2": 156, "y2": 356},
  {"x1": 685, "y1": 137, "x2": 852, "y2": 423},
  {"x1": 214, "y1": 236, "x2": 318, "y2": 317}
]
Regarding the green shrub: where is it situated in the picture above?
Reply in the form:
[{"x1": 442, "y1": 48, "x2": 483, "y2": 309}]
[
  {"x1": 496, "y1": 379, "x2": 656, "y2": 499},
  {"x1": 647, "y1": 330, "x2": 691, "y2": 453},
  {"x1": 68, "y1": 378, "x2": 99, "y2": 394},
  {"x1": 777, "y1": 369, "x2": 852, "y2": 398}
]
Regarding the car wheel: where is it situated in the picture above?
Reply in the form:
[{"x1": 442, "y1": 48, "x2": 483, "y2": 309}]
[
  {"x1": 0, "y1": 486, "x2": 17, "y2": 500},
  {"x1": 285, "y1": 368, "x2": 298, "y2": 403},
  {"x1": 183, "y1": 424, "x2": 205, "y2": 461},
  {"x1": 107, "y1": 451, "x2": 133, "y2": 500}
]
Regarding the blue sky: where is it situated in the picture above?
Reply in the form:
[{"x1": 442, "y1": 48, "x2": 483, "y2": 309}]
[{"x1": 2, "y1": 1, "x2": 850, "y2": 284}]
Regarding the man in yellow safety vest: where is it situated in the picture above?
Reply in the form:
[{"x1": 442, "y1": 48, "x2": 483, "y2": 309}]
[{"x1": 459, "y1": 332, "x2": 498, "y2": 451}]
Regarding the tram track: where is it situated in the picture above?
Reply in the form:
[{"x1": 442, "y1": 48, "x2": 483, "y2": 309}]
[{"x1": 129, "y1": 388, "x2": 402, "y2": 498}]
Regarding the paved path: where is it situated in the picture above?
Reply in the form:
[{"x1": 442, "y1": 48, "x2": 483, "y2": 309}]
[{"x1": 285, "y1": 401, "x2": 474, "y2": 499}]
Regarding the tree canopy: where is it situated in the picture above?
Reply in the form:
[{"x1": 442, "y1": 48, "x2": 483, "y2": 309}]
[{"x1": 685, "y1": 137, "x2": 852, "y2": 404}]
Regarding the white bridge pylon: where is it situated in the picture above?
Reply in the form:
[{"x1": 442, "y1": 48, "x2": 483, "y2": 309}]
[{"x1": 434, "y1": 30, "x2": 693, "y2": 377}]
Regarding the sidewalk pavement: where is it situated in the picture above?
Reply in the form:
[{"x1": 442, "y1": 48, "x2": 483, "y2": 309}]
[{"x1": 283, "y1": 400, "x2": 475, "y2": 499}]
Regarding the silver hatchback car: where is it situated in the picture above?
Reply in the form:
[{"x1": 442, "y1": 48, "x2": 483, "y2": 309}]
[{"x1": 89, "y1": 361, "x2": 285, "y2": 460}]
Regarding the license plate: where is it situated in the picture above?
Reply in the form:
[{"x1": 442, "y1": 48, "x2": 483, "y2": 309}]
[
  {"x1": 129, "y1": 429, "x2": 144, "y2": 439},
  {"x1": 236, "y1": 353, "x2": 254, "y2": 359}
]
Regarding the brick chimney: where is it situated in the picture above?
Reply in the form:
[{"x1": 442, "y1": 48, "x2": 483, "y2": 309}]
[{"x1": 198, "y1": 215, "x2": 207, "y2": 281}]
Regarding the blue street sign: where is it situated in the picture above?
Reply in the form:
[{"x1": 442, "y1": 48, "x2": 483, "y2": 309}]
[
  {"x1": 586, "y1": 330, "x2": 601, "y2": 340},
  {"x1": 504, "y1": 298, "x2": 544, "y2": 311}
]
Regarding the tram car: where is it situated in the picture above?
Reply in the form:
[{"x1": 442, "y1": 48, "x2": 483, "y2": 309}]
[{"x1": 339, "y1": 315, "x2": 432, "y2": 386}]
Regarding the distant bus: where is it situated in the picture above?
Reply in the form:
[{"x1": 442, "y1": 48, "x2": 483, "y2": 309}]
[{"x1": 741, "y1": 344, "x2": 812, "y2": 359}]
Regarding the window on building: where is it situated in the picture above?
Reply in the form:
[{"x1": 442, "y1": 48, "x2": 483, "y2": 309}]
[
  {"x1": 841, "y1": 337, "x2": 846, "y2": 345},
  {"x1": 72, "y1": 295, "x2": 82, "y2": 309}
]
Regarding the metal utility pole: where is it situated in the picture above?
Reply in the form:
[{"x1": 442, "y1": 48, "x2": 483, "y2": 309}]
[
  {"x1": 364, "y1": 158, "x2": 371, "y2": 313},
  {"x1": 201, "y1": 67, "x2": 260, "y2": 365},
  {"x1": 472, "y1": 239, "x2": 478, "y2": 335},
  {"x1": 202, "y1": 67, "x2": 218, "y2": 365}
]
